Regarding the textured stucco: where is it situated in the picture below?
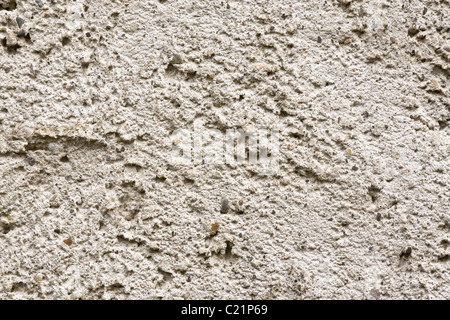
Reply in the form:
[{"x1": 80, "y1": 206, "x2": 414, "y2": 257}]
[{"x1": 0, "y1": 0, "x2": 449, "y2": 299}]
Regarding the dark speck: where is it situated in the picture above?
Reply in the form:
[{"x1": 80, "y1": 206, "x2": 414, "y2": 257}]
[
  {"x1": 404, "y1": 247, "x2": 412, "y2": 256},
  {"x1": 317, "y1": 36, "x2": 322, "y2": 43},
  {"x1": 352, "y1": 166, "x2": 358, "y2": 171},
  {"x1": 400, "y1": 246, "x2": 412, "y2": 258},
  {"x1": 116, "y1": 146, "x2": 125, "y2": 153}
]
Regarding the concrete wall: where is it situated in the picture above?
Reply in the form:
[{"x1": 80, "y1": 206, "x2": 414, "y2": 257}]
[{"x1": 0, "y1": 0, "x2": 449, "y2": 299}]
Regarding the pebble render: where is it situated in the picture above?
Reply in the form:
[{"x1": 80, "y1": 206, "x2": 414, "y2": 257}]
[{"x1": 0, "y1": 0, "x2": 449, "y2": 299}]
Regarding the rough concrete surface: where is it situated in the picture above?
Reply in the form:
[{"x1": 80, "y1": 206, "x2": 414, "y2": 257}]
[{"x1": 0, "y1": 0, "x2": 449, "y2": 300}]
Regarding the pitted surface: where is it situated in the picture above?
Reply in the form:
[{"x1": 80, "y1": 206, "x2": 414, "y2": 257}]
[{"x1": 0, "y1": 0, "x2": 449, "y2": 299}]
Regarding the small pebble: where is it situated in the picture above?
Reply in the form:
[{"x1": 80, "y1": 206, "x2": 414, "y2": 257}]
[
  {"x1": 376, "y1": 212, "x2": 381, "y2": 221},
  {"x1": 362, "y1": 111, "x2": 369, "y2": 117},
  {"x1": 63, "y1": 237, "x2": 73, "y2": 246},
  {"x1": 352, "y1": 166, "x2": 358, "y2": 171},
  {"x1": 35, "y1": 0, "x2": 44, "y2": 8},
  {"x1": 16, "y1": 17, "x2": 25, "y2": 28},
  {"x1": 370, "y1": 288, "x2": 381, "y2": 299},
  {"x1": 423, "y1": 7, "x2": 427, "y2": 15},
  {"x1": 359, "y1": 8, "x2": 366, "y2": 17},
  {"x1": 170, "y1": 54, "x2": 183, "y2": 65},
  {"x1": 211, "y1": 222, "x2": 219, "y2": 234},
  {"x1": 17, "y1": 30, "x2": 26, "y2": 38},
  {"x1": 27, "y1": 157, "x2": 36, "y2": 166},
  {"x1": 317, "y1": 36, "x2": 322, "y2": 44},
  {"x1": 430, "y1": 79, "x2": 440, "y2": 91},
  {"x1": 220, "y1": 197, "x2": 230, "y2": 213},
  {"x1": 20, "y1": 126, "x2": 34, "y2": 138}
]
